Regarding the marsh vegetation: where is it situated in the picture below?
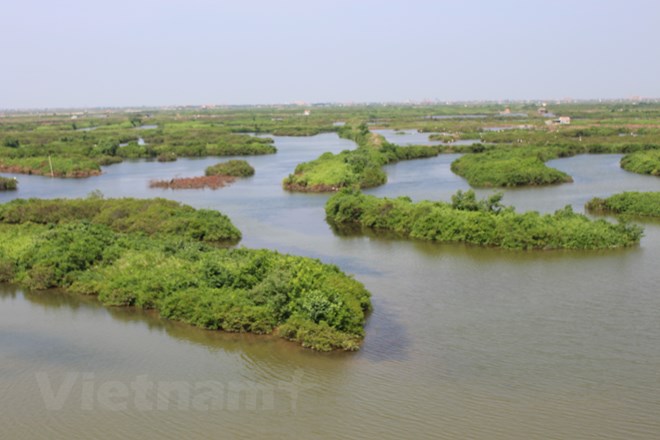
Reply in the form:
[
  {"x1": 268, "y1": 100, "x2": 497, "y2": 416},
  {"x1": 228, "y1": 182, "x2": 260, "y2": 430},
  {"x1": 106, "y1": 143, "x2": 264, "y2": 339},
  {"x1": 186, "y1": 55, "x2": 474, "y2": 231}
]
[
  {"x1": 325, "y1": 189, "x2": 643, "y2": 250},
  {"x1": 0, "y1": 176, "x2": 17, "y2": 190},
  {"x1": 586, "y1": 191, "x2": 660, "y2": 217},
  {"x1": 0, "y1": 197, "x2": 371, "y2": 351}
]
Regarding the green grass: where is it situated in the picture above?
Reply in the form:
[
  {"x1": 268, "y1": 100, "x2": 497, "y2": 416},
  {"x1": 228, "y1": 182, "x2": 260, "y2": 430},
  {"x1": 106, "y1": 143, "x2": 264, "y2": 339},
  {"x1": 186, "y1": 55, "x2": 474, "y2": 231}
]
[
  {"x1": 620, "y1": 150, "x2": 660, "y2": 176},
  {"x1": 325, "y1": 189, "x2": 643, "y2": 250},
  {"x1": 0, "y1": 196, "x2": 241, "y2": 243},
  {"x1": 205, "y1": 160, "x2": 255, "y2": 177},
  {"x1": 586, "y1": 192, "x2": 660, "y2": 217},
  {"x1": 450, "y1": 148, "x2": 573, "y2": 187},
  {"x1": 0, "y1": 156, "x2": 102, "y2": 177}
]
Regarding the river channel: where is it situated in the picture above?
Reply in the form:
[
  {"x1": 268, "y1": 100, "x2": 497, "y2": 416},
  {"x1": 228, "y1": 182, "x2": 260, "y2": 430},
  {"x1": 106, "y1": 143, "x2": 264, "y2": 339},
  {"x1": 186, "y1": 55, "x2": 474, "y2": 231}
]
[{"x1": 1, "y1": 133, "x2": 660, "y2": 439}]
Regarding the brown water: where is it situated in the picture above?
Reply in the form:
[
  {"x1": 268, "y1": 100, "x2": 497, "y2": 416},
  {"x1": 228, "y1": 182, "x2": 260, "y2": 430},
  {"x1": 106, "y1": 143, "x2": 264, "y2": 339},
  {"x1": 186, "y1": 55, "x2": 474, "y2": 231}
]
[{"x1": 1, "y1": 134, "x2": 660, "y2": 439}]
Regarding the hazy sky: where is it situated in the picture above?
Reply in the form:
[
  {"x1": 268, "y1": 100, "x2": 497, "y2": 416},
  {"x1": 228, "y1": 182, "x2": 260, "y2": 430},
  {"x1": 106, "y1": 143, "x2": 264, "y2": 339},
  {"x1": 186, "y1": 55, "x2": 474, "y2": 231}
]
[{"x1": 2, "y1": 0, "x2": 659, "y2": 108}]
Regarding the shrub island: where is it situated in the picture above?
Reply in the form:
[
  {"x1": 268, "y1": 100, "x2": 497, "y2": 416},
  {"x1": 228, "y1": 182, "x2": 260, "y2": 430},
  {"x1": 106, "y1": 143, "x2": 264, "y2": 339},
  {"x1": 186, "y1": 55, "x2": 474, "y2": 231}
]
[
  {"x1": 450, "y1": 148, "x2": 573, "y2": 187},
  {"x1": 325, "y1": 189, "x2": 643, "y2": 250},
  {"x1": 205, "y1": 160, "x2": 255, "y2": 177},
  {"x1": 0, "y1": 176, "x2": 17, "y2": 190},
  {"x1": 283, "y1": 123, "x2": 442, "y2": 192},
  {"x1": 0, "y1": 197, "x2": 372, "y2": 351},
  {"x1": 150, "y1": 160, "x2": 255, "y2": 190}
]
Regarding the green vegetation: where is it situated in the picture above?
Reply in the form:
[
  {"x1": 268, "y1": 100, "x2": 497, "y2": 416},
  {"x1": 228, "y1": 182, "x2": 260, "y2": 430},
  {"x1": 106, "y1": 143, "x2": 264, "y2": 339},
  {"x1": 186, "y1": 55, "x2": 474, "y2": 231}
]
[
  {"x1": 157, "y1": 152, "x2": 178, "y2": 162},
  {"x1": 0, "y1": 197, "x2": 241, "y2": 243},
  {"x1": 586, "y1": 192, "x2": 660, "y2": 217},
  {"x1": 450, "y1": 148, "x2": 573, "y2": 187},
  {"x1": 325, "y1": 189, "x2": 642, "y2": 250},
  {"x1": 0, "y1": 117, "x2": 276, "y2": 178},
  {"x1": 205, "y1": 160, "x2": 255, "y2": 177},
  {"x1": 0, "y1": 156, "x2": 102, "y2": 177},
  {"x1": 620, "y1": 150, "x2": 660, "y2": 176},
  {"x1": 0, "y1": 176, "x2": 17, "y2": 190},
  {"x1": 4, "y1": 102, "x2": 660, "y2": 180},
  {"x1": 283, "y1": 123, "x2": 442, "y2": 192},
  {"x1": 0, "y1": 199, "x2": 372, "y2": 351}
]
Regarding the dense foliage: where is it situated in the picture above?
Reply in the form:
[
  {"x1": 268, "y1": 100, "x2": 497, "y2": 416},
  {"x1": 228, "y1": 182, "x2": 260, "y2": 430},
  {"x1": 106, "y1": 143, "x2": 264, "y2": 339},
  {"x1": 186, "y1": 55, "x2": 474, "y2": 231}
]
[
  {"x1": 620, "y1": 150, "x2": 660, "y2": 176},
  {"x1": 0, "y1": 197, "x2": 241, "y2": 243},
  {"x1": 586, "y1": 192, "x2": 660, "y2": 217},
  {"x1": 450, "y1": 148, "x2": 573, "y2": 187},
  {"x1": 157, "y1": 152, "x2": 178, "y2": 162},
  {"x1": 205, "y1": 160, "x2": 255, "y2": 177},
  {"x1": 0, "y1": 222, "x2": 371, "y2": 351},
  {"x1": 325, "y1": 189, "x2": 643, "y2": 250},
  {"x1": 0, "y1": 176, "x2": 17, "y2": 190}
]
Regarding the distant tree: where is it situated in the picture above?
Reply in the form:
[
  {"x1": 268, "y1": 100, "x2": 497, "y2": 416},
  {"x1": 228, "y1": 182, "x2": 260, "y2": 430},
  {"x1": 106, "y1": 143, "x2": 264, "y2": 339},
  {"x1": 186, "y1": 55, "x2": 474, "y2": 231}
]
[
  {"x1": 97, "y1": 138, "x2": 119, "y2": 156},
  {"x1": 3, "y1": 138, "x2": 20, "y2": 148}
]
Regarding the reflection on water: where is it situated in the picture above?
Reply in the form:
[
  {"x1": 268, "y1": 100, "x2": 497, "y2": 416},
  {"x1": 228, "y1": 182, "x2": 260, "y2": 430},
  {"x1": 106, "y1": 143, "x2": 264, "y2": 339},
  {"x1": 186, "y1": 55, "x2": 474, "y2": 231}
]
[{"x1": 2, "y1": 134, "x2": 660, "y2": 439}]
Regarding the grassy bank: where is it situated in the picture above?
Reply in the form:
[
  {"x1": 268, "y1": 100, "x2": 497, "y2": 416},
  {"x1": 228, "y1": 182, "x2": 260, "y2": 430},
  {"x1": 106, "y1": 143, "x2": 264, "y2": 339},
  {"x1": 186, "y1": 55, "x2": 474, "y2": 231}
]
[
  {"x1": 325, "y1": 189, "x2": 642, "y2": 250},
  {"x1": 620, "y1": 150, "x2": 660, "y2": 176},
  {"x1": 586, "y1": 192, "x2": 660, "y2": 217},
  {"x1": 0, "y1": 156, "x2": 102, "y2": 177}
]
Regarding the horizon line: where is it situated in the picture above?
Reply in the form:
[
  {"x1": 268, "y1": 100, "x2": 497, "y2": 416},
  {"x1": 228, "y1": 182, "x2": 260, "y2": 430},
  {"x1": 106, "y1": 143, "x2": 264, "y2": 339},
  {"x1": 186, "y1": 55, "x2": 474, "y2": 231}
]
[{"x1": 2, "y1": 97, "x2": 660, "y2": 113}]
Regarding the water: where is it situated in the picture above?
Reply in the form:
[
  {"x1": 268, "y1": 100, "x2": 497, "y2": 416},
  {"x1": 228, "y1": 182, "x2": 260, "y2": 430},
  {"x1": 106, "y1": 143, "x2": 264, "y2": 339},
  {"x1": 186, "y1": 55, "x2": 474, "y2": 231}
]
[
  {"x1": 373, "y1": 129, "x2": 476, "y2": 147},
  {"x1": 2, "y1": 134, "x2": 660, "y2": 439},
  {"x1": 119, "y1": 138, "x2": 146, "y2": 147}
]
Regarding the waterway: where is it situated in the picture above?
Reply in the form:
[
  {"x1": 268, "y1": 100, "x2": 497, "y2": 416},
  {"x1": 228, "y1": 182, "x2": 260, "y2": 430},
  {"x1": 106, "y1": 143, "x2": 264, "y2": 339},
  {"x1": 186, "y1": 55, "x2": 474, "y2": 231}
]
[{"x1": 1, "y1": 133, "x2": 660, "y2": 439}]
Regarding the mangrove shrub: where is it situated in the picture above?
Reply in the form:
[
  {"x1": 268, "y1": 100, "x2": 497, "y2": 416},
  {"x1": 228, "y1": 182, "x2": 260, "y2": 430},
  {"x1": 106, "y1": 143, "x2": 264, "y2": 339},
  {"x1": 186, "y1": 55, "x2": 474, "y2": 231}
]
[
  {"x1": 325, "y1": 189, "x2": 643, "y2": 250},
  {"x1": 586, "y1": 192, "x2": 660, "y2": 217}
]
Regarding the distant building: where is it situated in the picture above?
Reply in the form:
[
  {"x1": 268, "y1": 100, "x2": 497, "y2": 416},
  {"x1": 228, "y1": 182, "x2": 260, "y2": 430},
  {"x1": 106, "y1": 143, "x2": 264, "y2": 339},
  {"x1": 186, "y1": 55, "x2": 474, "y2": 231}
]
[
  {"x1": 499, "y1": 107, "x2": 511, "y2": 115},
  {"x1": 537, "y1": 107, "x2": 548, "y2": 115},
  {"x1": 545, "y1": 116, "x2": 571, "y2": 126},
  {"x1": 303, "y1": 109, "x2": 311, "y2": 116}
]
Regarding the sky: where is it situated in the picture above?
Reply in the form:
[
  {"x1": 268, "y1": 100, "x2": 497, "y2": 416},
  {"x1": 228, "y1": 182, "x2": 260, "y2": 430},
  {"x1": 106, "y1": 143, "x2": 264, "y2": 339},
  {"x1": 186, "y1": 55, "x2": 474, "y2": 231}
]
[{"x1": 1, "y1": 0, "x2": 659, "y2": 108}]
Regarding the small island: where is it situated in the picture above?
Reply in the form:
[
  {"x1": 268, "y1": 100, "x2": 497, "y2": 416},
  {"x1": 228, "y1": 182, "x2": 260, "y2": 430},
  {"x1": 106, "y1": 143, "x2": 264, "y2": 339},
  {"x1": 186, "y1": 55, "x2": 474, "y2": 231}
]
[
  {"x1": 205, "y1": 159, "x2": 255, "y2": 177},
  {"x1": 283, "y1": 123, "x2": 441, "y2": 192},
  {"x1": 0, "y1": 176, "x2": 17, "y2": 190},
  {"x1": 150, "y1": 160, "x2": 255, "y2": 190},
  {"x1": 450, "y1": 148, "x2": 573, "y2": 187},
  {"x1": 325, "y1": 189, "x2": 642, "y2": 250},
  {"x1": 0, "y1": 197, "x2": 371, "y2": 351}
]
